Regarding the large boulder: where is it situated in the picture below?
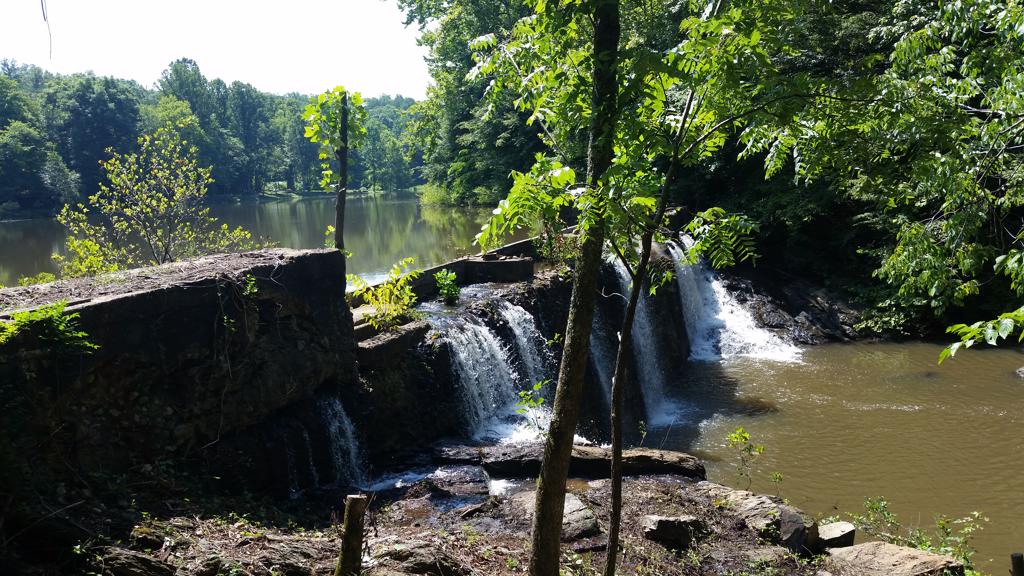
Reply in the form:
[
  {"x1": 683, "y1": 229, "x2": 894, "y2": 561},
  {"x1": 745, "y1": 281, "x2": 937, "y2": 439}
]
[
  {"x1": 374, "y1": 540, "x2": 470, "y2": 576},
  {"x1": 641, "y1": 515, "x2": 706, "y2": 549},
  {"x1": 511, "y1": 491, "x2": 600, "y2": 541},
  {"x1": 697, "y1": 482, "x2": 818, "y2": 552},
  {"x1": 828, "y1": 541, "x2": 963, "y2": 576}
]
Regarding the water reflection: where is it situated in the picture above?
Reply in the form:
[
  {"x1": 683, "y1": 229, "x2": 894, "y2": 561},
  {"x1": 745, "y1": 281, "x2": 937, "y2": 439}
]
[{"x1": 0, "y1": 196, "x2": 516, "y2": 286}]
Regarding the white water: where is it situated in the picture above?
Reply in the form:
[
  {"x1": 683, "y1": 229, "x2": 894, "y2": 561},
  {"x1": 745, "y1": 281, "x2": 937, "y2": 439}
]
[
  {"x1": 609, "y1": 259, "x2": 675, "y2": 425},
  {"x1": 497, "y1": 300, "x2": 552, "y2": 386},
  {"x1": 429, "y1": 293, "x2": 596, "y2": 445},
  {"x1": 667, "y1": 241, "x2": 801, "y2": 363},
  {"x1": 319, "y1": 397, "x2": 367, "y2": 487},
  {"x1": 441, "y1": 318, "x2": 521, "y2": 437}
]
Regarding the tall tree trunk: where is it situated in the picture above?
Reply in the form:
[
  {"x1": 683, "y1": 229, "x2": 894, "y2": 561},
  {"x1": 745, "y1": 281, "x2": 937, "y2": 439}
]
[
  {"x1": 335, "y1": 92, "x2": 349, "y2": 279},
  {"x1": 603, "y1": 141, "x2": 680, "y2": 576},
  {"x1": 603, "y1": 240, "x2": 650, "y2": 576},
  {"x1": 528, "y1": 1, "x2": 620, "y2": 574}
]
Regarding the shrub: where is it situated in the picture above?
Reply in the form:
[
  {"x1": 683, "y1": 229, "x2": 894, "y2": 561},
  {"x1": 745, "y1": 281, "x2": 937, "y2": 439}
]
[
  {"x1": 348, "y1": 257, "x2": 422, "y2": 330},
  {"x1": 434, "y1": 269, "x2": 460, "y2": 305}
]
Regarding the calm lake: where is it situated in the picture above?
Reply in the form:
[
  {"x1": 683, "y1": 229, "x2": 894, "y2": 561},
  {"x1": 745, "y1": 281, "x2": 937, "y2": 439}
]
[
  {"x1": 668, "y1": 342, "x2": 1024, "y2": 572},
  {"x1": 0, "y1": 195, "x2": 505, "y2": 287}
]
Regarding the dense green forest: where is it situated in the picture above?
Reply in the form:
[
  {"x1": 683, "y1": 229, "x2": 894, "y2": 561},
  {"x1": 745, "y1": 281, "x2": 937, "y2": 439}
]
[
  {"x1": 395, "y1": 0, "x2": 1024, "y2": 339},
  {"x1": 0, "y1": 58, "x2": 421, "y2": 218}
]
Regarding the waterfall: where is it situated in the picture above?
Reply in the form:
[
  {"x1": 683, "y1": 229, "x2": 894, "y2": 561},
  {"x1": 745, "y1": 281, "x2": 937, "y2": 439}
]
[
  {"x1": 609, "y1": 259, "x2": 673, "y2": 424},
  {"x1": 497, "y1": 300, "x2": 552, "y2": 386},
  {"x1": 589, "y1": 304, "x2": 615, "y2": 404},
  {"x1": 319, "y1": 397, "x2": 367, "y2": 487},
  {"x1": 667, "y1": 241, "x2": 801, "y2": 362},
  {"x1": 440, "y1": 318, "x2": 521, "y2": 436}
]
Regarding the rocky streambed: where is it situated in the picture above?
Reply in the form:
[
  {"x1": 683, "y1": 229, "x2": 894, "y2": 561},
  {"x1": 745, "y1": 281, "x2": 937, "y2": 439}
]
[{"x1": 73, "y1": 445, "x2": 963, "y2": 576}]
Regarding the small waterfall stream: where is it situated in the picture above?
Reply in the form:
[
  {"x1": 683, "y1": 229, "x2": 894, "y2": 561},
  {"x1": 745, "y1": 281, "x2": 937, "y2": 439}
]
[
  {"x1": 497, "y1": 300, "x2": 552, "y2": 387},
  {"x1": 280, "y1": 396, "x2": 367, "y2": 496},
  {"x1": 319, "y1": 397, "x2": 366, "y2": 487},
  {"x1": 667, "y1": 241, "x2": 801, "y2": 362},
  {"x1": 609, "y1": 259, "x2": 673, "y2": 424},
  {"x1": 439, "y1": 317, "x2": 521, "y2": 436}
]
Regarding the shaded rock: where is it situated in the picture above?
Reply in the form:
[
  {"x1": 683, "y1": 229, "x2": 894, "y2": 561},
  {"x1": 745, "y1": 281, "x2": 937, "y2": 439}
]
[
  {"x1": 193, "y1": 555, "x2": 226, "y2": 576},
  {"x1": 256, "y1": 541, "x2": 318, "y2": 576},
  {"x1": 128, "y1": 525, "x2": 165, "y2": 551},
  {"x1": 697, "y1": 482, "x2": 818, "y2": 552},
  {"x1": 828, "y1": 541, "x2": 963, "y2": 576},
  {"x1": 818, "y1": 521, "x2": 856, "y2": 549},
  {"x1": 426, "y1": 465, "x2": 490, "y2": 497},
  {"x1": 511, "y1": 492, "x2": 600, "y2": 541},
  {"x1": 640, "y1": 515, "x2": 705, "y2": 549},
  {"x1": 436, "y1": 443, "x2": 705, "y2": 480},
  {"x1": 377, "y1": 540, "x2": 470, "y2": 576},
  {"x1": 357, "y1": 321, "x2": 432, "y2": 369},
  {"x1": 94, "y1": 547, "x2": 175, "y2": 576}
]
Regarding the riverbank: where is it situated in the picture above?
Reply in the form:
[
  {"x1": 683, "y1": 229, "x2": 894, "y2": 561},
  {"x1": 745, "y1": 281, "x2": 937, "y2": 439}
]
[{"x1": 26, "y1": 448, "x2": 967, "y2": 576}]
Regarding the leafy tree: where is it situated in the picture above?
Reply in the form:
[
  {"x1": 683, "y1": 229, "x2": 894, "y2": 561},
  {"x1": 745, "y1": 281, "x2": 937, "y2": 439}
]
[
  {"x1": 397, "y1": 0, "x2": 543, "y2": 205},
  {"x1": 54, "y1": 123, "x2": 260, "y2": 277},
  {"x1": 0, "y1": 76, "x2": 35, "y2": 126},
  {"x1": 751, "y1": 0, "x2": 1024, "y2": 348},
  {"x1": 41, "y1": 74, "x2": 143, "y2": 195},
  {"x1": 0, "y1": 120, "x2": 78, "y2": 214},
  {"x1": 304, "y1": 87, "x2": 367, "y2": 258}
]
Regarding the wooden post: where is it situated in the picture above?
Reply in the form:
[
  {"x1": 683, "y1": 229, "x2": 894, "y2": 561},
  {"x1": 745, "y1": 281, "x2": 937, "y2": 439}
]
[
  {"x1": 1011, "y1": 552, "x2": 1024, "y2": 576},
  {"x1": 334, "y1": 494, "x2": 368, "y2": 576}
]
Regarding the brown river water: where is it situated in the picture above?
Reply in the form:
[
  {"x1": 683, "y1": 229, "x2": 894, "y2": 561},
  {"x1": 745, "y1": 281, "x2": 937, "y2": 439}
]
[{"x1": 662, "y1": 342, "x2": 1024, "y2": 572}]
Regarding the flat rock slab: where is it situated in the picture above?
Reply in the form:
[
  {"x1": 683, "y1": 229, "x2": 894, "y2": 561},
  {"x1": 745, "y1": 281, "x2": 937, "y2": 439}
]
[
  {"x1": 434, "y1": 443, "x2": 705, "y2": 480},
  {"x1": 818, "y1": 521, "x2": 856, "y2": 549},
  {"x1": 697, "y1": 481, "x2": 817, "y2": 552},
  {"x1": 828, "y1": 541, "x2": 963, "y2": 576},
  {"x1": 511, "y1": 491, "x2": 600, "y2": 541},
  {"x1": 426, "y1": 465, "x2": 490, "y2": 497},
  {"x1": 374, "y1": 540, "x2": 470, "y2": 576}
]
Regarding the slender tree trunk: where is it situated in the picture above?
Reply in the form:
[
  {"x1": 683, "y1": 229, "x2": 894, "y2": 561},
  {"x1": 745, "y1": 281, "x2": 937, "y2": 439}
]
[
  {"x1": 603, "y1": 238, "x2": 650, "y2": 576},
  {"x1": 335, "y1": 92, "x2": 349, "y2": 280},
  {"x1": 603, "y1": 143, "x2": 680, "y2": 576},
  {"x1": 528, "y1": 1, "x2": 620, "y2": 575}
]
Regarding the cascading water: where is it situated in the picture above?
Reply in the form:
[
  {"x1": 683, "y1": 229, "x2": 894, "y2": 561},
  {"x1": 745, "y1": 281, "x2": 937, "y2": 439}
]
[
  {"x1": 319, "y1": 397, "x2": 367, "y2": 487},
  {"x1": 589, "y1": 304, "x2": 616, "y2": 403},
  {"x1": 439, "y1": 317, "x2": 521, "y2": 437},
  {"x1": 497, "y1": 300, "x2": 552, "y2": 387},
  {"x1": 667, "y1": 241, "x2": 801, "y2": 362},
  {"x1": 608, "y1": 258, "x2": 673, "y2": 424}
]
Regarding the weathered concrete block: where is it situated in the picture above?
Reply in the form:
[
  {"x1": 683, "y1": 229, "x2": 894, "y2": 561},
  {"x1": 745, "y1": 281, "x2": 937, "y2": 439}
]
[
  {"x1": 463, "y1": 256, "x2": 534, "y2": 284},
  {"x1": 818, "y1": 521, "x2": 856, "y2": 549}
]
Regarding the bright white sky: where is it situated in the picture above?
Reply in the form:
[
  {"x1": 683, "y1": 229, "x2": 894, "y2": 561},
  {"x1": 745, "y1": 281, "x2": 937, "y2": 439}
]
[{"x1": 0, "y1": 0, "x2": 431, "y2": 99}]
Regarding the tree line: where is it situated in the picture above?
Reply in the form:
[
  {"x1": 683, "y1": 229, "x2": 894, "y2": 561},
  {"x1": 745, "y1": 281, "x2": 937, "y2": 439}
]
[
  {"x1": 400, "y1": 0, "x2": 1024, "y2": 340},
  {"x1": 0, "y1": 58, "x2": 422, "y2": 219}
]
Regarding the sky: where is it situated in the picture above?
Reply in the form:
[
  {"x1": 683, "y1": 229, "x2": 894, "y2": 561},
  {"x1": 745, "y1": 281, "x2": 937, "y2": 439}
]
[{"x1": 0, "y1": 0, "x2": 431, "y2": 99}]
